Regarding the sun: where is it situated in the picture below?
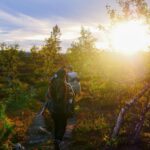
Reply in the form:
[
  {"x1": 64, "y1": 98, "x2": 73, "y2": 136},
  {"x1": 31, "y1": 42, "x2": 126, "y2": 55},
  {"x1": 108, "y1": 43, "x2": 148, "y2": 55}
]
[{"x1": 110, "y1": 20, "x2": 150, "y2": 54}]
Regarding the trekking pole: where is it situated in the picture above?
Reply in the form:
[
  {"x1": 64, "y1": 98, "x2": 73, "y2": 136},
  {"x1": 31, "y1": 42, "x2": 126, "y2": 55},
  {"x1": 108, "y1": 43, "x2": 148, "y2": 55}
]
[{"x1": 38, "y1": 101, "x2": 48, "y2": 116}]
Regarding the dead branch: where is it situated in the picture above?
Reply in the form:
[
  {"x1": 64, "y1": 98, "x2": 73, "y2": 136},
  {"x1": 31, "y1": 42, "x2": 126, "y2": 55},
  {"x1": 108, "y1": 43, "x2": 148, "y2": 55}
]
[
  {"x1": 112, "y1": 83, "x2": 150, "y2": 138},
  {"x1": 133, "y1": 102, "x2": 150, "y2": 141}
]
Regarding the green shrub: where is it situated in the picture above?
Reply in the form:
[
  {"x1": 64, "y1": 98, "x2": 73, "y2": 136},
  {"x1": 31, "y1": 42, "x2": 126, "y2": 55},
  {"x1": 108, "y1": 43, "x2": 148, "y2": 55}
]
[
  {"x1": 4, "y1": 80, "x2": 36, "y2": 111},
  {"x1": 0, "y1": 103, "x2": 13, "y2": 149}
]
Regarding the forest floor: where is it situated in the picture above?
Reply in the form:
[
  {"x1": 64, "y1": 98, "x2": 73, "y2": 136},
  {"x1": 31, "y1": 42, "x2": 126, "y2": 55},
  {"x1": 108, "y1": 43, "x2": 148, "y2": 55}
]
[{"x1": 8, "y1": 91, "x2": 150, "y2": 150}]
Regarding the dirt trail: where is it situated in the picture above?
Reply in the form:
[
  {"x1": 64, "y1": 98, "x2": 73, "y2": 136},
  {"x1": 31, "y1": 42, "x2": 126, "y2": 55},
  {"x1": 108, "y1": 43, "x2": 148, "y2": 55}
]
[{"x1": 24, "y1": 113, "x2": 76, "y2": 150}]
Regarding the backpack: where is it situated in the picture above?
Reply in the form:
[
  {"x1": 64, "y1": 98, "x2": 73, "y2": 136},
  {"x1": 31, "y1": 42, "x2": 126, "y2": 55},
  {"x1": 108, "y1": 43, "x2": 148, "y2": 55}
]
[{"x1": 67, "y1": 71, "x2": 81, "y2": 95}]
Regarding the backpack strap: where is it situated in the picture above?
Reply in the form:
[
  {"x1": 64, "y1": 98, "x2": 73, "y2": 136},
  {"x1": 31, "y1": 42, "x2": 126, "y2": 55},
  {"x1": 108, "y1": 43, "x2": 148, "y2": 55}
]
[{"x1": 65, "y1": 81, "x2": 75, "y2": 97}]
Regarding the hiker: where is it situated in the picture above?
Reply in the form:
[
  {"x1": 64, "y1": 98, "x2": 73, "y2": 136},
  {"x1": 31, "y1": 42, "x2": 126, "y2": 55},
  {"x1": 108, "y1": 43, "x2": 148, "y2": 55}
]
[
  {"x1": 45, "y1": 67, "x2": 75, "y2": 148},
  {"x1": 66, "y1": 65, "x2": 81, "y2": 96}
]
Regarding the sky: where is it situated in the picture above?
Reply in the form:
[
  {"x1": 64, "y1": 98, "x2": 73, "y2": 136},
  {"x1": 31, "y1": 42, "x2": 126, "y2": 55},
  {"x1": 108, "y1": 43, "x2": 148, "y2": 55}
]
[{"x1": 0, "y1": 0, "x2": 149, "y2": 52}]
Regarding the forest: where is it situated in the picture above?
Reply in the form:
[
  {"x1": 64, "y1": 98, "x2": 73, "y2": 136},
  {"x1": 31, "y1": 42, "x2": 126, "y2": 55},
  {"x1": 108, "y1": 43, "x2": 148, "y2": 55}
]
[{"x1": 0, "y1": 0, "x2": 150, "y2": 149}]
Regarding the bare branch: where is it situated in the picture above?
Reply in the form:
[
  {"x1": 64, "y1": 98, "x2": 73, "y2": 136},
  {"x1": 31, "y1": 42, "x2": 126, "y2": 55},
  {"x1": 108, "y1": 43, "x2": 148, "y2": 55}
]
[{"x1": 112, "y1": 83, "x2": 150, "y2": 138}]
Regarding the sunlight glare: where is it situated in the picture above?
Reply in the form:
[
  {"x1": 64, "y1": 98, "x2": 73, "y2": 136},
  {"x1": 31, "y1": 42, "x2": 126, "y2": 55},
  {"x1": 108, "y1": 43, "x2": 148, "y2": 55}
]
[{"x1": 110, "y1": 20, "x2": 150, "y2": 54}]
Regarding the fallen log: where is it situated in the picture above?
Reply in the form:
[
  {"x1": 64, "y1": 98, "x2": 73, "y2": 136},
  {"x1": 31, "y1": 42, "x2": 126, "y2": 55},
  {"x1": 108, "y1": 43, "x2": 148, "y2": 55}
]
[{"x1": 112, "y1": 83, "x2": 150, "y2": 138}]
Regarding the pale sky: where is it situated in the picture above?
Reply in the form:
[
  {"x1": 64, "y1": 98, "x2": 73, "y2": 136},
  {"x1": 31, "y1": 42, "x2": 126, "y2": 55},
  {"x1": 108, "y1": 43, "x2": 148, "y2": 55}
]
[{"x1": 0, "y1": 0, "x2": 149, "y2": 52}]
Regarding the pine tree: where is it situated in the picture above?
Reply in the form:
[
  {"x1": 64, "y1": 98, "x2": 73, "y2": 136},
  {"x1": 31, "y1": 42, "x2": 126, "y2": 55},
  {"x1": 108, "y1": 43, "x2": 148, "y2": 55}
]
[
  {"x1": 41, "y1": 25, "x2": 61, "y2": 79},
  {"x1": 0, "y1": 43, "x2": 20, "y2": 86},
  {"x1": 67, "y1": 27, "x2": 97, "y2": 75}
]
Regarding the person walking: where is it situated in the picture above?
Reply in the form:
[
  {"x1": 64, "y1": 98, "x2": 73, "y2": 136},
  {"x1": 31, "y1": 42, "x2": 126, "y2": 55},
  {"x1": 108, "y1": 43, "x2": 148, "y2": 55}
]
[{"x1": 45, "y1": 67, "x2": 75, "y2": 149}]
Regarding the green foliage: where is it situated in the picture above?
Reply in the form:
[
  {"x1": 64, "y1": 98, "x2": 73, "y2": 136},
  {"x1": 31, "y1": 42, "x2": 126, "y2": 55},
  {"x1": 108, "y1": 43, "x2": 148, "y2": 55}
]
[
  {"x1": 106, "y1": 0, "x2": 150, "y2": 23},
  {"x1": 67, "y1": 27, "x2": 98, "y2": 75},
  {"x1": 0, "y1": 103, "x2": 13, "y2": 149},
  {"x1": 4, "y1": 80, "x2": 36, "y2": 111},
  {"x1": 68, "y1": 27, "x2": 96, "y2": 53},
  {"x1": 0, "y1": 43, "x2": 20, "y2": 82}
]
